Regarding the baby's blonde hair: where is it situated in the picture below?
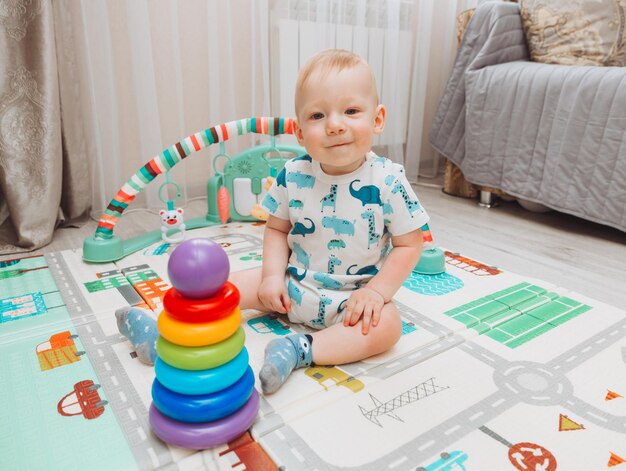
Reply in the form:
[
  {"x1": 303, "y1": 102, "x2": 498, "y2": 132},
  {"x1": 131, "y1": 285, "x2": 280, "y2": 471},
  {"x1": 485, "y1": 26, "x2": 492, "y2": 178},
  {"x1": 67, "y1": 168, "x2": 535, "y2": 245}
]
[{"x1": 295, "y1": 49, "x2": 379, "y2": 115}]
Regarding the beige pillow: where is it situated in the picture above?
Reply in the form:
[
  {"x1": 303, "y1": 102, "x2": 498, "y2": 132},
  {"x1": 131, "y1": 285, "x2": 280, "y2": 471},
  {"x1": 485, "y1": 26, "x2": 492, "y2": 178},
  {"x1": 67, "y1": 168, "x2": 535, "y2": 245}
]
[
  {"x1": 520, "y1": 0, "x2": 626, "y2": 66},
  {"x1": 457, "y1": 9, "x2": 476, "y2": 46}
]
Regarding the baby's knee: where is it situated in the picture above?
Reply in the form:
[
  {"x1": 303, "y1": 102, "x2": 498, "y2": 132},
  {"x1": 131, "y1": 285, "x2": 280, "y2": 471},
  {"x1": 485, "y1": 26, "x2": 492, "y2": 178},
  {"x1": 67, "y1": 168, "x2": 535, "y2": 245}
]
[
  {"x1": 229, "y1": 267, "x2": 265, "y2": 311},
  {"x1": 382, "y1": 303, "x2": 403, "y2": 343},
  {"x1": 366, "y1": 304, "x2": 402, "y2": 353}
]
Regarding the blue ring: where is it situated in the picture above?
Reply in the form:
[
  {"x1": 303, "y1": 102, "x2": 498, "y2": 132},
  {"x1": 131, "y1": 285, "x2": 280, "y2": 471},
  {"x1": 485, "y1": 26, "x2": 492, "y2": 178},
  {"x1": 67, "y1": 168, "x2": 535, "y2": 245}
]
[
  {"x1": 155, "y1": 347, "x2": 249, "y2": 395},
  {"x1": 152, "y1": 366, "x2": 255, "y2": 423}
]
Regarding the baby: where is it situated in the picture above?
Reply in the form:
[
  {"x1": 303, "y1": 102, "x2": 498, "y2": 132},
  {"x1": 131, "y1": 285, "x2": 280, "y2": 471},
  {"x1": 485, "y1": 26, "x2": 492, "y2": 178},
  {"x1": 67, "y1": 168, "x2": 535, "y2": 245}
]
[{"x1": 231, "y1": 49, "x2": 429, "y2": 394}]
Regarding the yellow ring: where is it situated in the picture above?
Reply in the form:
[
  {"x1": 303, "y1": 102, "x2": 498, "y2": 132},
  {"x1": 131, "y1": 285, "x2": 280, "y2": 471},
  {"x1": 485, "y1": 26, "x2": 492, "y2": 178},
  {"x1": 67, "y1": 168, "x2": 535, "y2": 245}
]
[{"x1": 158, "y1": 307, "x2": 241, "y2": 346}]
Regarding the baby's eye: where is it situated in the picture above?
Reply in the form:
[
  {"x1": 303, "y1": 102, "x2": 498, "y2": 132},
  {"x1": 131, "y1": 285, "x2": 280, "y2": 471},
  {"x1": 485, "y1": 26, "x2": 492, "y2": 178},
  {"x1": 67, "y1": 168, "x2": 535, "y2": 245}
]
[
  {"x1": 310, "y1": 112, "x2": 324, "y2": 120},
  {"x1": 345, "y1": 108, "x2": 359, "y2": 115}
]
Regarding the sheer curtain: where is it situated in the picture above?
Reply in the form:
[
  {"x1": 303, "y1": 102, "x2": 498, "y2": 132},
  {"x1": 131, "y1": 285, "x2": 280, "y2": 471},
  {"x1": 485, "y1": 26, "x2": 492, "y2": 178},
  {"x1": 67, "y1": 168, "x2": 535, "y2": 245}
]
[
  {"x1": 405, "y1": 0, "x2": 479, "y2": 180},
  {"x1": 54, "y1": 0, "x2": 272, "y2": 218}
]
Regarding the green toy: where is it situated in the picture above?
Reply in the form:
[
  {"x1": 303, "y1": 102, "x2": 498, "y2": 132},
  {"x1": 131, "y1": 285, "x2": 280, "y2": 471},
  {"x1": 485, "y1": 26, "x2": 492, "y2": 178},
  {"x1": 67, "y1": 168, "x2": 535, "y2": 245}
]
[{"x1": 413, "y1": 224, "x2": 446, "y2": 275}]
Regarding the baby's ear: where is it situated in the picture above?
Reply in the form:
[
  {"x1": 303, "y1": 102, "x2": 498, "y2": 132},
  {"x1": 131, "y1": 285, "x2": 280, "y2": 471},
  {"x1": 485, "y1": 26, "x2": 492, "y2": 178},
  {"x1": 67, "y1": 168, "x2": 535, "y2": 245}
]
[
  {"x1": 374, "y1": 104, "x2": 386, "y2": 134},
  {"x1": 294, "y1": 120, "x2": 305, "y2": 144}
]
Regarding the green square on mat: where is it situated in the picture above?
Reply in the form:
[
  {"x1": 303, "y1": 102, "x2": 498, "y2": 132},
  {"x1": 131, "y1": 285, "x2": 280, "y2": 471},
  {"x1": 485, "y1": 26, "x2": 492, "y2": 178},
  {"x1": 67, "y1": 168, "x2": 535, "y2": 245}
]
[
  {"x1": 486, "y1": 328, "x2": 514, "y2": 343},
  {"x1": 506, "y1": 322, "x2": 555, "y2": 348}
]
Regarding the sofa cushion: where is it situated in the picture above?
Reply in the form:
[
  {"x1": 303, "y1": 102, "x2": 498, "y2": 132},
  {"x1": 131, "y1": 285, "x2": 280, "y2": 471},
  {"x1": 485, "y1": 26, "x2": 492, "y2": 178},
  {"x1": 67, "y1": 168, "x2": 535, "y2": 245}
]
[{"x1": 520, "y1": 0, "x2": 626, "y2": 66}]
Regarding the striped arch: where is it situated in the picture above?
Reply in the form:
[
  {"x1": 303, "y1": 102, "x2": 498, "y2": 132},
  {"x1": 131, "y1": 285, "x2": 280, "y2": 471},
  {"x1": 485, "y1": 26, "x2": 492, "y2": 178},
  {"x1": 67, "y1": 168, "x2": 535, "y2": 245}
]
[{"x1": 95, "y1": 117, "x2": 296, "y2": 239}]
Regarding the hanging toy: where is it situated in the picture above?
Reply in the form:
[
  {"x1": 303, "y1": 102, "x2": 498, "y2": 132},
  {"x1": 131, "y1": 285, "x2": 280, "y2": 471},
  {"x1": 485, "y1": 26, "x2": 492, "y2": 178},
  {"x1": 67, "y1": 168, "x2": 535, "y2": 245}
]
[
  {"x1": 217, "y1": 178, "x2": 230, "y2": 224},
  {"x1": 158, "y1": 178, "x2": 186, "y2": 244},
  {"x1": 160, "y1": 207, "x2": 185, "y2": 243},
  {"x1": 249, "y1": 175, "x2": 275, "y2": 221},
  {"x1": 213, "y1": 143, "x2": 231, "y2": 224},
  {"x1": 249, "y1": 204, "x2": 269, "y2": 221},
  {"x1": 249, "y1": 143, "x2": 281, "y2": 222}
]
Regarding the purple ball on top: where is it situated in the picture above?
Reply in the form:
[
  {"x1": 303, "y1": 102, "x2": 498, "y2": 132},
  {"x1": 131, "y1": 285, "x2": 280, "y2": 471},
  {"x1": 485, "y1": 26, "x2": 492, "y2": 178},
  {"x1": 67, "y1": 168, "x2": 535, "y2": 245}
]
[{"x1": 167, "y1": 238, "x2": 230, "y2": 299}]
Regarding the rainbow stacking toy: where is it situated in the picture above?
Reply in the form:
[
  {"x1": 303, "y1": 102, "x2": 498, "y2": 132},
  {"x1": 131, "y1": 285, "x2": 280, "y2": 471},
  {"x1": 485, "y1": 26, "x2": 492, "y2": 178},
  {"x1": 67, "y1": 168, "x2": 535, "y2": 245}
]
[{"x1": 149, "y1": 238, "x2": 259, "y2": 449}]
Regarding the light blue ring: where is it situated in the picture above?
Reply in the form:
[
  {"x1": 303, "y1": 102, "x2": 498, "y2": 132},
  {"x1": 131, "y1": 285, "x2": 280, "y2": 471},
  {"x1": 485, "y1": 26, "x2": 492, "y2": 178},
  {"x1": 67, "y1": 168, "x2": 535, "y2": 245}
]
[{"x1": 155, "y1": 347, "x2": 249, "y2": 395}]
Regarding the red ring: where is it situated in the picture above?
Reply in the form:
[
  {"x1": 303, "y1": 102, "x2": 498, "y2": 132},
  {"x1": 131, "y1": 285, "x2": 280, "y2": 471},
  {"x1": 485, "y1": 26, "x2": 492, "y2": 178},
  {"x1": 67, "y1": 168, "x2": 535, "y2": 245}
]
[{"x1": 163, "y1": 282, "x2": 241, "y2": 323}]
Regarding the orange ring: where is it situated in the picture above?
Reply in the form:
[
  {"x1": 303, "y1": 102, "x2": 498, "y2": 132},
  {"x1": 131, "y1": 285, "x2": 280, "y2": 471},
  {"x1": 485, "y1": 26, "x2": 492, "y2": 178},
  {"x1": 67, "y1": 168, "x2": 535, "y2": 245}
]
[
  {"x1": 163, "y1": 282, "x2": 240, "y2": 323},
  {"x1": 158, "y1": 307, "x2": 241, "y2": 346}
]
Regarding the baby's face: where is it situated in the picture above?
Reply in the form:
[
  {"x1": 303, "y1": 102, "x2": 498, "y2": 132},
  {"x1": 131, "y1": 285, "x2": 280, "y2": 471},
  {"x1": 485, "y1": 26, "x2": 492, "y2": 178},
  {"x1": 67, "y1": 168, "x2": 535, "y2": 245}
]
[{"x1": 295, "y1": 65, "x2": 385, "y2": 176}]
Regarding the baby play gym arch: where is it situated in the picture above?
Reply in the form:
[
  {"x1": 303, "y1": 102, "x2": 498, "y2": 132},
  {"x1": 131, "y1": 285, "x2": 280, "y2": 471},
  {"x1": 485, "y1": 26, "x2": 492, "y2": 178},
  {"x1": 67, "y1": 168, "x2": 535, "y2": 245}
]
[{"x1": 83, "y1": 117, "x2": 302, "y2": 263}]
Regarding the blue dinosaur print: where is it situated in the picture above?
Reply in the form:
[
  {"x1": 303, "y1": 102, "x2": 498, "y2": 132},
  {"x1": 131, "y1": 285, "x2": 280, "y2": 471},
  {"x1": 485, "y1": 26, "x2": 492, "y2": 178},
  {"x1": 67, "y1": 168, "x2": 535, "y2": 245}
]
[
  {"x1": 327, "y1": 239, "x2": 346, "y2": 250},
  {"x1": 380, "y1": 241, "x2": 392, "y2": 258},
  {"x1": 347, "y1": 264, "x2": 379, "y2": 276},
  {"x1": 313, "y1": 272, "x2": 344, "y2": 290},
  {"x1": 293, "y1": 154, "x2": 312, "y2": 162},
  {"x1": 310, "y1": 294, "x2": 333, "y2": 327},
  {"x1": 287, "y1": 266, "x2": 307, "y2": 281},
  {"x1": 293, "y1": 242, "x2": 310, "y2": 268},
  {"x1": 287, "y1": 170, "x2": 315, "y2": 189},
  {"x1": 361, "y1": 209, "x2": 379, "y2": 249},
  {"x1": 349, "y1": 179, "x2": 382, "y2": 206},
  {"x1": 320, "y1": 184, "x2": 338, "y2": 213},
  {"x1": 391, "y1": 181, "x2": 422, "y2": 216},
  {"x1": 288, "y1": 279, "x2": 305, "y2": 305},
  {"x1": 382, "y1": 201, "x2": 394, "y2": 215},
  {"x1": 382, "y1": 223, "x2": 390, "y2": 240},
  {"x1": 337, "y1": 299, "x2": 348, "y2": 314},
  {"x1": 327, "y1": 253, "x2": 342, "y2": 274},
  {"x1": 262, "y1": 193, "x2": 279, "y2": 213},
  {"x1": 322, "y1": 216, "x2": 356, "y2": 236},
  {"x1": 370, "y1": 156, "x2": 387, "y2": 167},
  {"x1": 289, "y1": 199, "x2": 304, "y2": 209},
  {"x1": 276, "y1": 168, "x2": 287, "y2": 187},
  {"x1": 291, "y1": 218, "x2": 315, "y2": 236}
]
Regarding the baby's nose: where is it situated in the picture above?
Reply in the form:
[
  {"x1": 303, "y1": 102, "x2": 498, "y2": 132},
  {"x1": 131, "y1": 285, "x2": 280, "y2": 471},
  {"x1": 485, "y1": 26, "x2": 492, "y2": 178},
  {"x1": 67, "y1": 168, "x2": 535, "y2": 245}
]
[{"x1": 326, "y1": 116, "x2": 346, "y2": 134}]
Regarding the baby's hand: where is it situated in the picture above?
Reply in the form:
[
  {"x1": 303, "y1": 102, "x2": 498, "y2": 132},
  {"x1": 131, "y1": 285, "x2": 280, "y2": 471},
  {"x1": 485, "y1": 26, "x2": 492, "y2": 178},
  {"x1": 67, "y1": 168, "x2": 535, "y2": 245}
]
[
  {"x1": 343, "y1": 287, "x2": 385, "y2": 335},
  {"x1": 258, "y1": 275, "x2": 291, "y2": 314}
]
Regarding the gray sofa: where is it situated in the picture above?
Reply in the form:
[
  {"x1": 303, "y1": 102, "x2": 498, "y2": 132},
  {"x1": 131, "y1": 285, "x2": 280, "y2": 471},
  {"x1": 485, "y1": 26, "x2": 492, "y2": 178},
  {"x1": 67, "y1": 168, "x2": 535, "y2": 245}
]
[{"x1": 429, "y1": 1, "x2": 626, "y2": 233}]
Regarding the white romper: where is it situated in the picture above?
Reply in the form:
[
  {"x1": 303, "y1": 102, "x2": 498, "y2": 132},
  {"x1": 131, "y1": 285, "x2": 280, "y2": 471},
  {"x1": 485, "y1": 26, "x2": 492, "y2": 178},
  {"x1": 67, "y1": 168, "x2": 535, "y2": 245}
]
[{"x1": 261, "y1": 152, "x2": 429, "y2": 328}]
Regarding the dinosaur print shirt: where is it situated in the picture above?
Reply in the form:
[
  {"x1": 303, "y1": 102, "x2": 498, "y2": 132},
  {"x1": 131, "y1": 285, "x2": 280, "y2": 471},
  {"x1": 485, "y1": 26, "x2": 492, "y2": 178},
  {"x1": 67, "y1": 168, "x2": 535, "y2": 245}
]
[{"x1": 262, "y1": 152, "x2": 429, "y2": 293}]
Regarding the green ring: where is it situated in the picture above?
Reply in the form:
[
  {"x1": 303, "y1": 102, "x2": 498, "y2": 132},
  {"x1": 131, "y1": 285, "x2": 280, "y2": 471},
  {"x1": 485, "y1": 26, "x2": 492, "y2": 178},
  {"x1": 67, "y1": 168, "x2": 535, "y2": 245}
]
[{"x1": 156, "y1": 327, "x2": 245, "y2": 371}]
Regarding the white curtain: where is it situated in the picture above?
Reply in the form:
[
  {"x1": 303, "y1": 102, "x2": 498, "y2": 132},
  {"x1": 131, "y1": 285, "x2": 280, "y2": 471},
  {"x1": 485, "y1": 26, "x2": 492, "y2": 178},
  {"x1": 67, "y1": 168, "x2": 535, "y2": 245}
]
[
  {"x1": 54, "y1": 0, "x2": 272, "y2": 217},
  {"x1": 54, "y1": 0, "x2": 478, "y2": 219},
  {"x1": 405, "y1": 0, "x2": 479, "y2": 180}
]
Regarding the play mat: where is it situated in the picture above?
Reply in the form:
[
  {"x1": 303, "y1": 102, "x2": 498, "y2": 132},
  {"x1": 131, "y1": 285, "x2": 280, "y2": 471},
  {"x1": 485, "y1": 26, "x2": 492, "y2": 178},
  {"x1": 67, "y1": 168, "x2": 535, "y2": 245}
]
[{"x1": 2, "y1": 222, "x2": 626, "y2": 471}]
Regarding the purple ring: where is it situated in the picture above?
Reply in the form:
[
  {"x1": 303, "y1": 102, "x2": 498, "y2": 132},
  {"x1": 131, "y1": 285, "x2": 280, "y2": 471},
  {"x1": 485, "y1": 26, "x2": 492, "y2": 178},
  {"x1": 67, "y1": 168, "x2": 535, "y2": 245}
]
[{"x1": 149, "y1": 389, "x2": 260, "y2": 449}]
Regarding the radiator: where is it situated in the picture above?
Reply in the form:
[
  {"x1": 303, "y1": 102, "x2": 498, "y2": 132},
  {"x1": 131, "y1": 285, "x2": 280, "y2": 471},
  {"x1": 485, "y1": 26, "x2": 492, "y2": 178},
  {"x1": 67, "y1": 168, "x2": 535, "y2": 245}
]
[{"x1": 271, "y1": 0, "x2": 413, "y2": 148}]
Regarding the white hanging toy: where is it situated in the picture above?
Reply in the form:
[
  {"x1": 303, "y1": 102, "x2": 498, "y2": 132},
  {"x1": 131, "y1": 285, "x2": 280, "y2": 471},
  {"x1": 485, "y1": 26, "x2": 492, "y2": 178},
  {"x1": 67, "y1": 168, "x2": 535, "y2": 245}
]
[
  {"x1": 159, "y1": 179, "x2": 186, "y2": 244},
  {"x1": 249, "y1": 176, "x2": 275, "y2": 221}
]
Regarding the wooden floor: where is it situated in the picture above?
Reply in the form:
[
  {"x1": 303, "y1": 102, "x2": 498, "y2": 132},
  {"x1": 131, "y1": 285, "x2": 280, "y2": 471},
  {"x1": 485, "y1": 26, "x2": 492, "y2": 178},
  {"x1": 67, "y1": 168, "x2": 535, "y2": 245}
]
[{"x1": 3, "y1": 184, "x2": 625, "y2": 307}]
